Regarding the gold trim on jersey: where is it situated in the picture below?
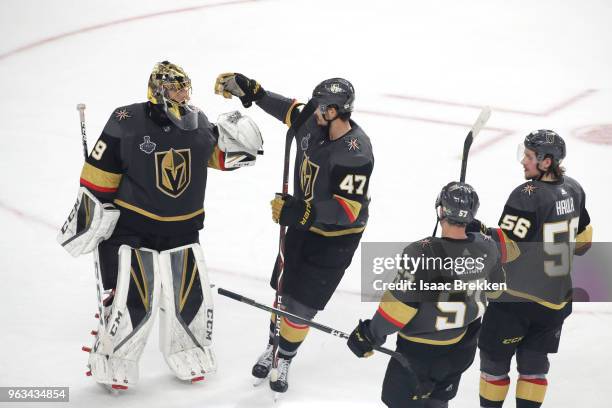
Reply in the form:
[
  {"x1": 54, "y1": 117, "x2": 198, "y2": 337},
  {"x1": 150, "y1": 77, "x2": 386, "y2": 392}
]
[
  {"x1": 501, "y1": 230, "x2": 521, "y2": 263},
  {"x1": 378, "y1": 291, "x2": 418, "y2": 327},
  {"x1": 399, "y1": 329, "x2": 467, "y2": 345},
  {"x1": 114, "y1": 199, "x2": 204, "y2": 222},
  {"x1": 575, "y1": 224, "x2": 593, "y2": 253},
  {"x1": 333, "y1": 194, "x2": 362, "y2": 222},
  {"x1": 504, "y1": 289, "x2": 568, "y2": 310},
  {"x1": 207, "y1": 145, "x2": 224, "y2": 170},
  {"x1": 80, "y1": 162, "x2": 122, "y2": 189},
  {"x1": 308, "y1": 225, "x2": 366, "y2": 237},
  {"x1": 284, "y1": 101, "x2": 301, "y2": 127}
]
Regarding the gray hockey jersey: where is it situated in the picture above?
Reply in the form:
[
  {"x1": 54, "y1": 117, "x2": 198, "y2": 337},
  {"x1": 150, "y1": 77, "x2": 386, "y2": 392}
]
[{"x1": 257, "y1": 91, "x2": 374, "y2": 236}]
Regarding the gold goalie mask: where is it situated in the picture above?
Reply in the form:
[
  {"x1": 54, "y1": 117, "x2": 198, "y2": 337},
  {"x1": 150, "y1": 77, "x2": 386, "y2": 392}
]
[{"x1": 147, "y1": 61, "x2": 199, "y2": 131}]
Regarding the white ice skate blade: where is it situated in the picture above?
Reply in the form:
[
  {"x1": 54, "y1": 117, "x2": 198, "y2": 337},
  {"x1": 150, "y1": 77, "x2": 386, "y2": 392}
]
[{"x1": 252, "y1": 376, "x2": 267, "y2": 387}]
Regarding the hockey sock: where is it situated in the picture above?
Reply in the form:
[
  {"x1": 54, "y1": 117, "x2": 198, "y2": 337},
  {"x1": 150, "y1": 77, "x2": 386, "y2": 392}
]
[
  {"x1": 479, "y1": 373, "x2": 510, "y2": 407},
  {"x1": 268, "y1": 313, "x2": 310, "y2": 359},
  {"x1": 516, "y1": 376, "x2": 547, "y2": 407}
]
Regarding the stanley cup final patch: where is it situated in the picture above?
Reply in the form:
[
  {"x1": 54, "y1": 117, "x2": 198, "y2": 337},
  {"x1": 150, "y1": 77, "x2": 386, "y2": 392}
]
[
  {"x1": 139, "y1": 136, "x2": 156, "y2": 154},
  {"x1": 154, "y1": 148, "x2": 192, "y2": 198}
]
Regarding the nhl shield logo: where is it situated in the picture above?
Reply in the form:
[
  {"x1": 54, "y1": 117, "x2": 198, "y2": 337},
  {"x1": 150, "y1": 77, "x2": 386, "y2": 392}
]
[{"x1": 155, "y1": 148, "x2": 191, "y2": 198}]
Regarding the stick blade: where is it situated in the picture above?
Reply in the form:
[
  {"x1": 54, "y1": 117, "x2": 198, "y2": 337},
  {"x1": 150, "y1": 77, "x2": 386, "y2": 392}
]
[{"x1": 470, "y1": 106, "x2": 491, "y2": 140}]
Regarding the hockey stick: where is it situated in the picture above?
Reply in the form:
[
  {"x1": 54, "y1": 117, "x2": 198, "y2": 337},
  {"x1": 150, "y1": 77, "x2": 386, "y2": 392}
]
[
  {"x1": 271, "y1": 99, "x2": 317, "y2": 380},
  {"x1": 432, "y1": 106, "x2": 491, "y2": 237},
  {"x1": 76, "y1": 104, "x2": 109, "y2": 350},
  {"x1": 219, "y1": 288, "x2": 417, "y2": 376},
  {"x1": 459, "y1": 106, "x2": 491, "y2": 183}
]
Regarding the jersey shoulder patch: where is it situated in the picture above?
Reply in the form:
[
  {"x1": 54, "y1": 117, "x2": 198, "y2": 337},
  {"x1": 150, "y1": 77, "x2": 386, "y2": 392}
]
[
  {"x1": 103, "y1": 102, "x2": 146, "y2": 138},
  {"x1": 506, "y1": 181, "x2": 541, "y2": 211}
]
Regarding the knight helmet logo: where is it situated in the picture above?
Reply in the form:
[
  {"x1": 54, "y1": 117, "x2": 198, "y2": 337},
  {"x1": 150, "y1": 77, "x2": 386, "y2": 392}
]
[
  {"x1": 300, "y1": 154, "x2": 320, "y2": 202},
  {"x1": 155, "y1": 148, "x2": 191, "y2": 197}
]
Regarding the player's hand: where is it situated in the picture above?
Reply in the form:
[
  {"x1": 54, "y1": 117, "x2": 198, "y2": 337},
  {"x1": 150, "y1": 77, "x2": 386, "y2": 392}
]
[
  {"x1": 270, "y1": 193, "x2": 315, "y2": 230},
  {"x1": 347, "y1": 319, "x2": 376, "y2": 358},
  {"x1": 466, "y1": 218, "x2": 488, "y2": 234},
  {"x1": 214, "y1": 73, "x2": 265, "y2": 108}
]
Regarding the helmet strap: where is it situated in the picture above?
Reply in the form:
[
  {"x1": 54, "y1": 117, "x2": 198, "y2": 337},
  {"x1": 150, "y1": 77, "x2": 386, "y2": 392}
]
[{"x1": 432, "y1": 207, "x2": 443, "y2": 237}]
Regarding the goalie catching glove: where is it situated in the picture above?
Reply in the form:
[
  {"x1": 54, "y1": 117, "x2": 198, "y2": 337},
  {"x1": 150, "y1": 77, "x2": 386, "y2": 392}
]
[
  {"x1": 216, "y1": 111, "x2": 263, "y2": 168},
  {"x1": 271, "y1": 193, "x2": 316, "y2": 230},
  {"x1": 57, "y1": 187, "x2": 120, "y2": 257},
  {"x1": 214, "y1": 73, "x2": 265, "y2": 108}
]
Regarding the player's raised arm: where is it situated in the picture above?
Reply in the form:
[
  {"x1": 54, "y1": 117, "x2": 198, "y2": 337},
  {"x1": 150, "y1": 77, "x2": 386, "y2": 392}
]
[{"x1": 215, "y1": 72, "x2": 302, "y2": 127}]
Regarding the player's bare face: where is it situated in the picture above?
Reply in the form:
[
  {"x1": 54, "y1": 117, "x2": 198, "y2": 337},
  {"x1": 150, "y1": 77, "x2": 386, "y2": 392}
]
[
  {"x1": 521, "y1": 149, "x2": 539, "y2": 179},
  {"x1": 315, "y1": 106, "x2": 337, "y2": 126},
  {"x1": 315, "y1": 109, "x2": 328, "y2": 126}
]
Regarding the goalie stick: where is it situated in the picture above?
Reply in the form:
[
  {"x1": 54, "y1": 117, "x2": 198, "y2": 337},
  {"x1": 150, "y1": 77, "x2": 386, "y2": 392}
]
[
  {"x1": 433, "y1": 106, "x2": 491, "y2": 236},
  {"x1": 76, "y1": 104, "x2": 110, "y2": 350}
]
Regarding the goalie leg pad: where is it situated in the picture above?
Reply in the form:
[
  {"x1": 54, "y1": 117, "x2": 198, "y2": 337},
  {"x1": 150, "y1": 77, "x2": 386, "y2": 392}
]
[
  {"x1": 88, "y1": 245, "x2": 160, "y2": 387},
  {"x1": 159, "y1": 244, "x2": 216, "y2": 380}
]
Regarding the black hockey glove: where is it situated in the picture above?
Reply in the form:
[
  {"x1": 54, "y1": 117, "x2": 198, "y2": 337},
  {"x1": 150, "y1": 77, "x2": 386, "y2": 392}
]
[
  {"x1": 466, "y1": 218, "x2": 489, "y2": 235},
  {"x1": 233, "y1": 73, "x2": 265, "y2": 108},
  {"x1": 271, "y1": 193, "x2": 315, "y2": 230},
  {"x1": 215, "y1": 72, "x2": 265, "y2": 108},
  {"x1": 347, "y1": 319, "x2": 376, "y2": 358}
]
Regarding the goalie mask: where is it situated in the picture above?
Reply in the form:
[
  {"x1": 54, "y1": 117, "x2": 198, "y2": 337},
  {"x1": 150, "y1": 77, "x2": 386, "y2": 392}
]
[{"x1": 147, "y1": 61, "x2": 199, "y2": 131}]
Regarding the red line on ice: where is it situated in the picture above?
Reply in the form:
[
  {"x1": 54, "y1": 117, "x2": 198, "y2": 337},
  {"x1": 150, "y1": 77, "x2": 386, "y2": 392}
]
[
  {"x1": 0, "y1": 0, "x2": 263, "y2": 61},
  {"x1": 383, "y1": 89, "x2": 597, "y2": 117}
]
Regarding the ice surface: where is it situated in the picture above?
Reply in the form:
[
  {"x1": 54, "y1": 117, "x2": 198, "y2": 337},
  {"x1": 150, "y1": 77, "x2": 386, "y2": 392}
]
[{"x1": 1, "y1": 1, "x2": 611, "y2": 406}]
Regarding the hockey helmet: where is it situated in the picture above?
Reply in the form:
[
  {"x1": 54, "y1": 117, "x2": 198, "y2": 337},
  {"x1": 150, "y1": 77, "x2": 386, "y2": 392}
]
[
  {"x1": 521, "y1": 129, "x2": 566, "y2": 164},
  {"x1": 311, "y1": 78, "x2": 355, "y2": 115},
  {"x1": 435, "y1": 182, "x2": 480, "y2": 225},
  {"x1": 147, "y1": 61, "x2": 198, "y2": 130}
]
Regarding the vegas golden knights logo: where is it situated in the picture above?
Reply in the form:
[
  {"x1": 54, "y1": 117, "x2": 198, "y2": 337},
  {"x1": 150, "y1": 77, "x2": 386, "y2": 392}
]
[
  {"x1": 300, "y1": 154, "x2": 319, "y2": 202},
  {"x1": 155, "y1": 148, "x2": 191, "y2": 198}
]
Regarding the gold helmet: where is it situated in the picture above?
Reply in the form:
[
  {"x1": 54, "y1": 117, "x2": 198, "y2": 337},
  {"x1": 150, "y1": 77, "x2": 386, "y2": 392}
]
[{"x1": 147, "y1": 61, "x2": 199, "y2": 130}]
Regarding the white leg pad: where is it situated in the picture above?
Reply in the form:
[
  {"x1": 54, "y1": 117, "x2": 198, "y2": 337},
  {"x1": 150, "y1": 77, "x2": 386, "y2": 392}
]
[
  {"x1": 159, "y1": 244, "x2": 216, "y2": 380},
  {"x1": 89, "y1": 246, "x2": 160, "y2": 387}
]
